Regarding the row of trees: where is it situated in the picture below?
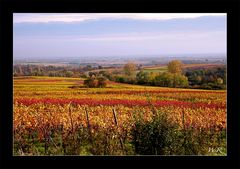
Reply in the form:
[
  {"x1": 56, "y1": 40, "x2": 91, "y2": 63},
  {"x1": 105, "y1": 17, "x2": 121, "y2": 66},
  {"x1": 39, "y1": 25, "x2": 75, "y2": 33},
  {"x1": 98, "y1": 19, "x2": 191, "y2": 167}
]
[
  {"x1": 115, "y1": 71, "x2": 189, "y2": 88},
  {"x1": 102, "y1": 60, "x2": 225, "y2": 89},
  {"x1": 114, "y1": 60, "x2": 189, "y2": 88},
  {"x1": 14, "y1": 60, "x2": 226, "y2": 89},
  {"x1": 13, "y1": 65, "x2": 90, "y2": 78},
  {"x1": 185, "y1": 67, "x2": 226, "y2": 89}
]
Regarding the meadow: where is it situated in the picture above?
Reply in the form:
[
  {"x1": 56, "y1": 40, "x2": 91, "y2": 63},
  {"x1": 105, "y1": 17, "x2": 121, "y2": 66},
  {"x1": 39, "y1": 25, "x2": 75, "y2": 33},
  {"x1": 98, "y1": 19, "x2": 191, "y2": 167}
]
[
  {"x1": 13, "y1": 76, "x2": 226, "y2": 156},
  {"x1": 141, "y1": 63, "x2": 224, "y2": 73}
]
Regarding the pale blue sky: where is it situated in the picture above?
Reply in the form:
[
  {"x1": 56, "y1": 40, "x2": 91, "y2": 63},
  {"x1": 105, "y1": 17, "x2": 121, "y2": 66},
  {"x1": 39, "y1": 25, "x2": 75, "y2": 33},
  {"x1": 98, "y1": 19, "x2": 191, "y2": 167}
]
[{"x1": 13, "y1": 13, "x2": 226, "y2": 59}]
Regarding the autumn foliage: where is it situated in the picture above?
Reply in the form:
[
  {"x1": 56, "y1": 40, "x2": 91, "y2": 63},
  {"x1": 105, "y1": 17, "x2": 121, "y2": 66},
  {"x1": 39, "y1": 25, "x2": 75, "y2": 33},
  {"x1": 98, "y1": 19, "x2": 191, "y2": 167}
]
[{"x1": 13, "y1": 76, "x2": 226, "y2": 155}]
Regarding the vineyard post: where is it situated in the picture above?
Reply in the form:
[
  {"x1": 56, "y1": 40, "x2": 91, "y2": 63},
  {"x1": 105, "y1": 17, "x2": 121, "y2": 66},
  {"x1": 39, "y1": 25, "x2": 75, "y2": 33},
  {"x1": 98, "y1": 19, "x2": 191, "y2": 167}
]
[
  {"x1": 112, "y1": 108, "x2": 125, "y2": 154},
  {"x1": 112, "y1": 108, "x2": 118, "y2": 126}
]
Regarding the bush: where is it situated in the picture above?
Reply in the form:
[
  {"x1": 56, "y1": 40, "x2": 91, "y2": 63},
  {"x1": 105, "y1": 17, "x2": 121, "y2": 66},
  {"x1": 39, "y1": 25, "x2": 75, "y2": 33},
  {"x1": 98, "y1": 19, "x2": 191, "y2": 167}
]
[
  {"x1": 136, "y1": 71, "x2": 150, "y2": 84},
  {"x1": 84, "y1": 76, "x2": 107, "y2": 88},
  {"x1": 80, "y1": 74, "x2": 87, "y2": 78},
  {"x1": 154, "y1": 72, "x2": 174, "y2": 87},
  {"x1": 84, "y1": 77, "x2": 98, "y2": 88},
  {"x1": 130, "y1": 109, "x2": 226, "y2": 155},
  {"x1": 115, "y1": 76, "x2": 126, "y2": 83},
  {"x1": 97, "y1": 77, "x2": 107, "y2": 88},
  {"x1": 131, "y1": 112, "x2": 179, "y2": 155},
  {"x1": 65, "y1": 71, "x2": 74, "y2": 77}
]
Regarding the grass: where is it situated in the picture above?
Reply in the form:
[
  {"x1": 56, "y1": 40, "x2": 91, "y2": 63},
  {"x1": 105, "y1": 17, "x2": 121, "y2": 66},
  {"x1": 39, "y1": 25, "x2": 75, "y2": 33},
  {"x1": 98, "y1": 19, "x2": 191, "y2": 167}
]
[{"x1": 140, "y1": 66, "x2": 168, "y2": 73}]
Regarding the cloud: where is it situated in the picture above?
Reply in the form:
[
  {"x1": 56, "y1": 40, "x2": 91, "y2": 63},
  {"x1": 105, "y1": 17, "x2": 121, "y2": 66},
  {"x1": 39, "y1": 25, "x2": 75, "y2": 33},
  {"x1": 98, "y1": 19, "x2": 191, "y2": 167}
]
[
  {"x1": 67, "y1": 31, "x2": 225, "y2": 42},
  {"x1": 13, "y1": 29, "x2": 226, "y2": 58},
  {"x1": 13, "y1": 13, "x2": 226, "y2": 23},
  {"x1": 15, "y1": 30, "x2": 225, "y2": 44}
]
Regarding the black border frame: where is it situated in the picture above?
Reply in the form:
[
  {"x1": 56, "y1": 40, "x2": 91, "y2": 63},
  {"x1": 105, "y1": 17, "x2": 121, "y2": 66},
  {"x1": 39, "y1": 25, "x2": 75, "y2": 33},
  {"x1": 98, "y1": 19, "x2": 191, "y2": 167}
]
[{"x1": 1, "y1": 0, "x2": 240, "y2": 169}]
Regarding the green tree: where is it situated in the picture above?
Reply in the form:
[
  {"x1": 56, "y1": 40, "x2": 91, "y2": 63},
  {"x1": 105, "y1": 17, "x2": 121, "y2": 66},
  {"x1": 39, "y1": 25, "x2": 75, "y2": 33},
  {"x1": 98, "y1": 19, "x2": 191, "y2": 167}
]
[
  {"x1": 89, "y1": 72, "x2": 98, "y2": 77},
  {"x1": 196, "y1": 76, "x2": 202, "y2": 84},
  {"x1": 84, "y1": 77, "x2": 98, "y2": 88},
  {"x1": 148, "y1": 72, "x2": 158, "y2": 85},
  {"x1": 66, "y1": 71, "x2": 74, "y2": 77},
  {"x1": 167, "y1": 60, "x2": 183, "y2": 74},
  {"x1": 97, "y1": 76, "x2": 107, "y2": 88},
  {"x1": 136, "y1": 71, "x2": 150, "y2": 84},
  {"x1": 173, "y1": 74, "x2": 189, "y2": 87},
  {"x1": 84, "y1": 76, "x2": 107, "y2": 88},
  {"x1": 155, "y1": 72, "x2": 174, "y2": 87},
  {"x1": 154, "y1": 72, "x2": 188, "y2": 88}
]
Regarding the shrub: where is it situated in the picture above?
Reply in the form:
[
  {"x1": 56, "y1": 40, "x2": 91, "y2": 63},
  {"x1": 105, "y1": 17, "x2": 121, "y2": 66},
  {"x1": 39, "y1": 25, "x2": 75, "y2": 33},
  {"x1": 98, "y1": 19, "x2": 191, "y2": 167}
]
[
  {"x1": 115, "y1": 76, "x2": 126, "y2": 83},
  {"x1": 84, "y1": 77, "x2": 98, "y2": 88},
  {"x1": 65, "y1": 71, "x2": 74, "y2": 77},
  {"x1": 97, "y1": 77, "x2": 107, "y2": 88},
  {"x1": 84, "y1": 76, "x2": 107, "y2": 88},
  {"x1": 131, "y1": 112, "x2": 179, "y2": 155},
  {"x1": 130, "y1": 109, "x2": 226, "y2": 155}
]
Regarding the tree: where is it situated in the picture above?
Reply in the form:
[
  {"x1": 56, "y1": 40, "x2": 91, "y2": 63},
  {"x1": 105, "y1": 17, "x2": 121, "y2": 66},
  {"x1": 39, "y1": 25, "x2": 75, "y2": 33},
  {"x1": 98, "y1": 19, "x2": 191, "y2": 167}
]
[
  {"x1": 97, "y1": 76, "x2": 107, "y2": 88},
  {"x1": 27, "y1": 65, "x2": 33, "y2": 75},
  {"x1": 173, "y1": 74, "x2": 189, "y2": 87},
  {"x1": 216, "y1": 78, "x2": 223, "y2": 84},
  {"x1": 167, "y1": 60, "x2": 183, "y2": 74},
  {"x1": 84, "y1": 77, "x2": 98, "y2": 88},
  {"x1": 136, "y1": 71, "x2": 150, "y2": 84},
  {"x1": 49, "y1": 71, "x2": 56, "y2": 77},
  {"x1": 115, "y1": 76, "x2": 126, "y2": 83},
  {"x1": 123, "y1": 62, "x2": 136, "y2": 76},
  {"x1": 18, "y1": 65, "x2": 23, "y2": 75},
  {"x1": 196, "y1": 76, "x2": 202, "y2": 84},
  {"x1": 66, "y1": 71, "x2": 74, "y2": 77},
  {"x1": 155, "y1": 72, "x2": 174, "y2": 87},
  {"x1": 84, "y1": 76, "x2": 107, "y2": 88},
  {"x1": 86, "y1": 65, "x2": 92, "y2": 69},
  {"x1": 154, "y1": 72, "x2": 188, "y2": 88},
  {"x1": 89, "y1": 72, "x2": 98, "y2": 77},
  {"x1": 137, "y1": 64, "x2": 143, "y2": 70}
]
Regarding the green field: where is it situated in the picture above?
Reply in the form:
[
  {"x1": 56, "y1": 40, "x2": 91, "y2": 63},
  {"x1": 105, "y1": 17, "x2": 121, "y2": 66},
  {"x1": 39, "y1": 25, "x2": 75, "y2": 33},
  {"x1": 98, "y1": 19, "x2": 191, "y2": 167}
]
[{"x1": 142, "y1": 66, "x2": 168, "y2": 73}]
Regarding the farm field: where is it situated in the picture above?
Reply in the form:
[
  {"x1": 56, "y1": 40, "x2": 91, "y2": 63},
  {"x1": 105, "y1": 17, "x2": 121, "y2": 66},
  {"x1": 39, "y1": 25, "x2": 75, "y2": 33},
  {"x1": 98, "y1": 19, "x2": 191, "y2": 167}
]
[
  {"x1": 83, "y1": 63, "x2": 224, "y2": 75},
  {"x1": 13, "y1": 76, "x2": 227, "y2": 156},
  {"x1": 141, "y1": 63, "x2": 225, "y2": 73},
  {"x1": 142, "y1": 66, "x2": 168, "y2": 73}
]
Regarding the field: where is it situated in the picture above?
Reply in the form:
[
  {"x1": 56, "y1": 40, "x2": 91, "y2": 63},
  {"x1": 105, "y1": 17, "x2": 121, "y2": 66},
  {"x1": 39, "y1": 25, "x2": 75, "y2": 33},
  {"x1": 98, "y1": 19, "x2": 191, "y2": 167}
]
[
  {"x1": 141, "y1": 63, "x2": 225, "y2": 73},
  {"x1": 82, "y1": 63, "x2": 224, "y2": 75},
  {"x1": 142, "y1": 66, "x2": 168, "y2": 73},
  {"x1": 13, "y1": 76, "x2": 226, "y2": 156}
]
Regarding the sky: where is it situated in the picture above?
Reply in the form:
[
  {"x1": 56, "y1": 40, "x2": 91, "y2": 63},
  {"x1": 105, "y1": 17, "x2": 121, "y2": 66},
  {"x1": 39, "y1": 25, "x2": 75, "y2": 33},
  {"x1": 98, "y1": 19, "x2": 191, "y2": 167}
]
[{"x1": 13, "y1": 13, "x2": 226, "y2": 59}]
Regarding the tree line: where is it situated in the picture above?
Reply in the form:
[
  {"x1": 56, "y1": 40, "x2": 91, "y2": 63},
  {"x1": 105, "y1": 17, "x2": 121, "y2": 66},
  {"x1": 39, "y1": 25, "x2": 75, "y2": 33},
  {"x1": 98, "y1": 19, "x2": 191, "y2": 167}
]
[
  {"x1": 13, "y1": 64, "x2": 91, "y2": 78},
  {"x1": 111, "y1": 61, "x2": 225, "y2": 89},
  {"x1": 13, "y1": 60, "x2": 226, "y2": 90},
  {"x1": 87, "y1": 60, "x2": 225, "y2": 90}
]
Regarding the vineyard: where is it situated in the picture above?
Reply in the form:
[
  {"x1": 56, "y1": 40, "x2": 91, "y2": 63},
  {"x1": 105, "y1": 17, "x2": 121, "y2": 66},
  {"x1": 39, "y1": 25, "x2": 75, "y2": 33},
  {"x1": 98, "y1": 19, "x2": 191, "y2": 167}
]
[{"x1": 13, "y1": 76, "x2": 226, "y2": 156}]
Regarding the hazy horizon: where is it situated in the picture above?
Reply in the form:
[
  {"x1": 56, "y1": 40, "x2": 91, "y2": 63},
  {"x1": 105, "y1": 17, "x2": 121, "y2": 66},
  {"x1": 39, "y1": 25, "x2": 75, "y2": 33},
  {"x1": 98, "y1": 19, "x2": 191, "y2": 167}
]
[
  {"x1": 13, "y1": 13, "x2": 226, "y2": 60},
  {"x1": 14, "y1": 52, "x2": 226, "y2": 59}
]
